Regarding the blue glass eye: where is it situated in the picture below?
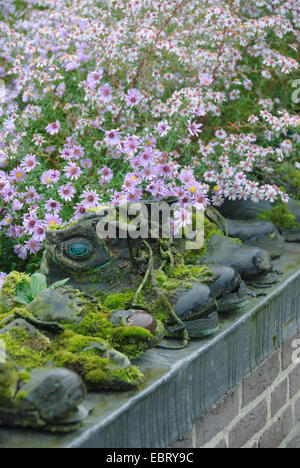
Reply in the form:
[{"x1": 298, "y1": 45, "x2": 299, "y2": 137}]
[{"x1": 69, "y1": 243, "x2": 90, "y2": 257}]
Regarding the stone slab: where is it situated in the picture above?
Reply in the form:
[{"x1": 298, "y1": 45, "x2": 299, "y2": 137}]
[{"x1": 0, "y1": 244, "x2": 299, "y2": 448}]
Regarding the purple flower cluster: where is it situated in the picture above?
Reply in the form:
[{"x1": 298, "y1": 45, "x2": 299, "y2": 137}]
[{"x1": 0, "y1": 0, "x2": 299, "y2": 261}]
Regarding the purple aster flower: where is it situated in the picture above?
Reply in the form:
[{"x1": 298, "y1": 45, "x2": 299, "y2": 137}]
[
  {"x1": 46, "y1": 121, "x2": 61, "y2": 135},
  {"x1": 41, "y1": 170, "x2": 60, "y2": 187},
  {"x1": 21, "y1": 154, "x2": 39, "y2": 172},
  {"x1": 80, "y1": 158, "x2": 93, "y2": 169},
  {"x1": 105, "y1": 129, "x2": 121, "y2": 147},
  {"x1": 98, "y1": 84, "x2": 113, "y2": 103},
  {"x1": 12, "y1": 199, "x2": 24, "y2": 212},
  {"x1": 44, "y1": 213, "x2": 62, "y2": 228},
  {"x1": 45, "y1": 199, "x2": 62, "y2": 213},
  {"x1": 123, "y1": 135, "x2": 140, "y2": 155},
  {"x1": 11, "y1": 167, "x2": 25, "y2": 183},
  {"x1": 74, "y1": 203, "x2": 87, "y2": 220},
  {"x1": 23, "y1": 212, "x2": 38, "y2": 234},
  {"x1": 80, "y1": 190, "x2": 100, "y2": 208},
  {"x1": 25, "y1": 238, "x2": 42, "y2": 254},
  {"x1": 156, "y1": 120, "x2": 171, "y2": 137},
  {"x1": 14, "y1": 244, "x2": 28, "y2": 260},
  {"x1": 33, "y1": 223, "x2": 46, "y2": 242},
  {"x1": 98, "y1": 167, "x2": 113, "y2": 183},
  {"x1": 125, "y1": 89, "x2": 142, "y2": 107},
  {"x1": 64, "y1": 163, "x2": 82, "y2": 180},
  {"x1": 0, "y1": 272, "x2": 7, "y2": 291},
  {"x1": 25, "y1": 186, "x2": 39, "y2": 203},
  {"x1": 87, "y1": 69, "x2": 104, "y2": 88},
  {"x1": 199, "y1": 73, "x2": 213, "y2": 86},
  {"x1": 65, "y1": 61, "x2": 80, "y2": 71},
  {"x1": 58, "y1": 183, "x2": 75, "y2": 201},
  {"x1": 2, "y1": 184, "x2": 16, "y2": 202}
]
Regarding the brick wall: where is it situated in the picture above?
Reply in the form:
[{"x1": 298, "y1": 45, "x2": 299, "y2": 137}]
[{"x1": 172, "y1": 329, "x2": 300, "y2": 449}]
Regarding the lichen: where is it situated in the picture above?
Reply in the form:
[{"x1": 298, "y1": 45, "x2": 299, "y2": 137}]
[{"x1": 258, "y1": 203, "x2": 300, "y2": 230}]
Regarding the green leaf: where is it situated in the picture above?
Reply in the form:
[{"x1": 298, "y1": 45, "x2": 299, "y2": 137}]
[
  {"x1": 15, "y1": 279, "x2": 32, "y2": 303},
  {"x1": 51, "y1": 278, "x2": 70, "y2": 289},
  {"x1": 30, "y1": 273, "x2": 48, "y2": 298},
  {"x1": 14, "y1": 296, "x2": 31, "y2": 305}
]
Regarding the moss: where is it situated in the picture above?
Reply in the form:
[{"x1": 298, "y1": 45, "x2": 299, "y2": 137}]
[
  {"x1": 150, "y1": 297, "x2": 171, "y2": 322},
  {"x1": 155, "y1": 270, "x2": 168, "y2": 287},
  {"x1": 258, "y1": 203, "x2": 299, "y2": 230},
  {"x1": 183, "y1": 218, "x2": 223, "y2": 264},
  {"x1": 109, "y1": 367, "x2": 143, "y2": 386},
  {"x1": 53, "y1": 339, "x2": 143, "y2": 390},
  {"x1": 0, "y1": 272, "x2": 30, "y2": 300},
  {"x1": 72, "y1": 306, "x2": 114, "y2": 339},
  {"x1": 17, "y1": 370, "x2": 31, "y2": 384},
  {"x1": 1, "y1": 327, "x2": 51, "y2": 370},
  {"x1": 279, "y1": 163, "x2": 300, "y2": 198},
  {"x1": 103, "y1": 291, "x2": 136, "y2": 310},
  {"x1": 110, "y1": 326, "x2": 152, "y2": 359},
  {"x1": 172, "y1": 265, "x2": 213, "y2": 282},
  {"x1": 47, "y1": 220, "x2": 78, "y2": 231},
  {"x1": 0, "y1": 361, "x2": 19, "y2": 408},
  {"x1": 161, "y1": 279, "x2": 182, "y2": 291}
]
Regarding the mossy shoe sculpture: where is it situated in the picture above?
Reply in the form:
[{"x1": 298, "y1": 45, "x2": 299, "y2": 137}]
[
  {"x1": 219, "y1": 199, "x2": 300, "y2": 243},
  {"x1": 0, "y1": 277, "x2": 160, "y2": 392},
  {"x1": 191, "y1": 234, "x2": 273, "y2": 282},
  {"x1": 0, "y1": 360, "x2": 87, "y2": 432},
  {"x1": 208, "y1": 265, "x2": 248, "y2": 312},
  {"x1": 221, "y1": 219, "x2": 285, "y2": 259}
]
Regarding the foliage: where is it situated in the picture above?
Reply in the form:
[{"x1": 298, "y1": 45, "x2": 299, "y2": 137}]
[{"x1": 0, "y1": 0, "x2": 299, "y2": 267}]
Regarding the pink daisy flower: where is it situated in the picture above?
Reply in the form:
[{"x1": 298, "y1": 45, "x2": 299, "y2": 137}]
[
  {"x1": 64, "y1": 163, "x2": 82, "y2": 180},
  {"x1": 80, "y1": 190, "x2": 100, "y2": 208},
  {"x1": 105, "y1": 129, "x2": 121, "y2": 147},
  {"x1": 21, "y1": 154, "x2": 39, "y2": 172},
  {"x1": 188, "y1": 120, "x2": 203, "y2": 137},
  {"x1": 125, "y1": 89, "x2": 142, "y2": 107},
  {"x1": 99, "y1": 84, "x2": 113, "y2": 103},
  {"x1": 25, "y1": 238, "x2": 42, "y2": 254},
  {"x1": 59, "y1": 183, "x2": 75, "y2": 201},
  {"x1": 46, "y1": 121, "x2": 61, "y2": 135}
]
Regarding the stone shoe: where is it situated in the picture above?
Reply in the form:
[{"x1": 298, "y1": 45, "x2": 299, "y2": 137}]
[
  {"x1": 223, "y1": 219, "x2": 285, "y2": 259},
  {"x1": 193, "y1": 234, "x2": 273, "y2": 281},
  {"x1": 219, "y1": 199, "x2": 300, "y2": 242},
  {"x1": 0, "y1": 363, "x2": 88, "y2": 432}
]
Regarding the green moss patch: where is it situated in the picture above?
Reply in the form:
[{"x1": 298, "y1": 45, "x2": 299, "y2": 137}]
[
  {"x1": 183, "y1": 218, "x2": 223, "y2": 264},
  {"x1": 258, "y1": 203, "x2": 300, "y2": 230}
]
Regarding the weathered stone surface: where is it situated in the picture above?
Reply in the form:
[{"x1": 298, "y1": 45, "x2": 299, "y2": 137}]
[
  {"x1": 289, "y1": 363, "x2": 300, "y2": 398},
  {"x1": 171, "y1": 432, "x2": 193, "y2": 449},
  {"x1": 228, "y1": 400, "x2": 268, "y2": 448},
  {"x1": 286, "y1": 427, "x2": 300, "y2": 448},
  {"x1": 242, "y1": 350, "x2": 280, "y2": 407},
  {"x1": 259, "y1": 406, "x2": 293, "y2": 448},
  {"x1": 271, "y1": 378, "x2": 288, "y2": 417},
  {"x1": 196, "y1": 389, "x2": 239, "y2": 446},
  {"x1": 213, "y1": 438, "x2": 228, "y2": 449},
  {"x1": 0, "y1": 245, "x2": 299, "y2": 447},
  {"x1": 282, "y1": 329, "x2": 300, "y2": 370},
  {"x1": 295, "y1": 397, "x2": 300, "y2": 423}
]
